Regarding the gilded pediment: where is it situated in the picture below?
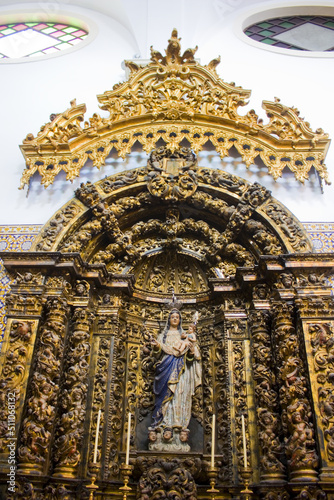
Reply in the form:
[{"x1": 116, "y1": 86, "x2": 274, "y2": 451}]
[{"x1": 19, "y1": 30, "x2": 330, "y2": 189}]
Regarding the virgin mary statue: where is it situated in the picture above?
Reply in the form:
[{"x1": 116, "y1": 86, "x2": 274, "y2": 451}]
[{"x1": 149, "y1": 309, "x2": 201, "y2": 451}]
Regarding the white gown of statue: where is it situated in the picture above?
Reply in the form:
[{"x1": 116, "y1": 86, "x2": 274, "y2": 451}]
[{"x1": 154, "y1": 327, "x2": 201, "y2": 430}]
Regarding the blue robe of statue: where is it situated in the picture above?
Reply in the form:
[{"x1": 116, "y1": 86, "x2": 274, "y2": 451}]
[{"x1": 151, "y1": 326, "x2": 201, "y2": 430}]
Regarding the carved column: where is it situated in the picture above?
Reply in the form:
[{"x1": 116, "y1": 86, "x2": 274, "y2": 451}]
[
  {"x1": 0, "y1": 289, "x2": 42, "y2": 471},
  {"x1": 295, "y1": 295, "x2": 334, "y2": 487},
  {"x1": 17, "y1": 296, "x2": 69, "y2": 474},
  {"x1": 103, "y1": 304, "x2": 125, "y2": 481},
  {"x1": 225, "y1": 312, "x2": 259, "y2": 486},
  {"x1": 85, "y1": 319, "x2": 114, "y2": 478},
  {"x1": 53, "y1": 307, "x2": 94, "y2": 477},
  {"x1": 249, "y1": 310, "x2": 285, "y2": 483},
  {"x1": 201, "y1": 323, "x2": 216, "y2": 465},
  {"x1": 213, "y1": 321, "x2": 230, "y2": 485},
  {"x1": 271, "y1": 301, "x2": 318, "y2": 482}
]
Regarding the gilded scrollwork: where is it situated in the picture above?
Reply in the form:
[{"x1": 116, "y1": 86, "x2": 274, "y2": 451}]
[
  {"x1": 294, "y1": 485, "x2": 327, "y2": 500},
  {"x1": 5, "y1": 293, "x2": 44, "y2": 317},
  {"x1": 263, "y1": 201, "x2": 312, "y2": 253},
  {"x1": 306, "y1": 322, "x2": 334, "y2": 464},
  {"x1": 18, "y1": 297, "x2": 69, "y2": 472},
  {"x1": 249, "y1": 311, "x2": 284, "y2": 477},
  {"x1": 53, "y1": 308, "x2": 94, "y2": 475},
  {"x1": 0, "y1": 320, "x2": 35, "y2": 453},
  {"x1": 136, "y1": 457, "x2": 201, "y2": 500},
  {"x1": 34, "y1": 202, "x2": 80, "y2": 252},
  {"x1": 260, "y1": 489, "x2": 290, "y2": 500},
  {"x1": 20, "y1": 31, "x2": 330, "y2": 189},
  {"x1": 105, "y1": 320, "x2": 126, "y2": 479},
  {"x1": 296, "y1": 297, "x2": 334, "y2": 318},
  {"x1": 271, "y1": 302, "x2": 318, "y2": 477},
  {"x1": 145, "y1": 147, "x2": 198, "y2": 201}
]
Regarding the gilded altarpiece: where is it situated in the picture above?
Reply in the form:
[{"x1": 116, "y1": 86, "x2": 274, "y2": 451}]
[
  {"x1": 0, "y1": 148, "x2": 333, "y2": 499},
  {"x1": 1, "y1": 32, "x2": 334, "y2": 500}
]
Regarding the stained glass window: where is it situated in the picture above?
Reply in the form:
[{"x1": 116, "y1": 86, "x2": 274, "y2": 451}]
[
  {"x1": 0, "y1": 22, "x2": 88, "y2": 59},
  {"x1": 244, "y1": 15, "x2": 334, "y2": 51}
]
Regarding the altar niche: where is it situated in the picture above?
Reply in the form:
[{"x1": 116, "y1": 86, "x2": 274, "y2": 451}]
[{"x1": 0, "y1": 148, "x2": 334, "y2": 499}]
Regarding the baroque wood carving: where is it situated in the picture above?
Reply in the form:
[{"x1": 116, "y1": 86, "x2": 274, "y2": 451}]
[
  {"x1": 19, "y1": 30, "x2": 330, "y2": 189},
  {"x1": 1, "y1": 148, "x2": 334, "y2": 499}
]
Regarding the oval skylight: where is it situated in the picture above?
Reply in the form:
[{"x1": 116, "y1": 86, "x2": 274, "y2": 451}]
[
  {"x1": 0, "y1": 22, "x2": 88, "y2": 59},
  {"x1": 244, "y1": 15, "x2": 334, "y2": 51}
]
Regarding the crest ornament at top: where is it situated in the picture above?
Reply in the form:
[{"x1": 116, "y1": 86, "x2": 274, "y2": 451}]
[
  {"x1": 146, "y1": 147, "x2": 198, "y2": 201},
  {"x1": 19, "y1": 30, "x2": 330, "y2": 189}
]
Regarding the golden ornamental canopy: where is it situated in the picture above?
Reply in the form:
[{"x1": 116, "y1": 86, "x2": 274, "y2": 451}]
[{"x1": 19, "y1": 29, "x2": 330, "y2": 189}]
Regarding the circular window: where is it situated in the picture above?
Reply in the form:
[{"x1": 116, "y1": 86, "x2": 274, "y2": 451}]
[
  {"x1": 0, "y1": 21, "x2": 88, "y2": 59},
  {"x1": 244, "y1": 15, "x2": 334, "y2": 51},
  {"x1": 0, "y1": 12, "x2": 94, "y2": 63}
]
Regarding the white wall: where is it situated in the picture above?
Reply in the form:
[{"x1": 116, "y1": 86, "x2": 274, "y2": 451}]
[{"x1": 0, "y1": 0, "x2": 333, "y2": 225}]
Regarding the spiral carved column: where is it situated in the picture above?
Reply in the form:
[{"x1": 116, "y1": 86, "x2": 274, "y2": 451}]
[
  {"x1": 249, "y1": 309, "x2": 286, "y2": 483},
  {"x1": 17, "y1": 296, "x2": 70, "y2": 475},
  {"x1": 53, "y1": 307, "x2": 94, "y2": 478},
  {"x1": 271, "y1": 301, "x2": 318, "y2": 483}
]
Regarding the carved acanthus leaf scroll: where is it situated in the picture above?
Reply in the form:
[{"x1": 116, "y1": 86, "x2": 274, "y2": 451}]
[
  {"x1": 19, "y1": 30, "x2": 330, "y2": 188},
  {"x1": 306, "y1": 321, "x2": 334, "y2": 464},
  {"x1": 30, "y1": 154, "x2": 313, "y2": 261},
  {"x1": 0, "y1": 320, "x2": 34, "y2": 453},
  {"x1": 136, "y1": 456, "x2": 200, "y2": 500}
]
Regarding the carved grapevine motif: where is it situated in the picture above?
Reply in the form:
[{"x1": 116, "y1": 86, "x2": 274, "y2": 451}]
[
  {"x1": 201, "y1": 327, "x2": 214, "y2": 456},
  {"x1": 231, "y1": 336, "x2": 250, "y2": 471},
  {"x1": 214, "y1": 322, "x2": 230, "y2": 483}
]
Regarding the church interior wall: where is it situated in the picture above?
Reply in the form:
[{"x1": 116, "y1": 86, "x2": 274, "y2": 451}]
[{"x1": 1, "y1": 3, "x2": 334, "y2": 497}]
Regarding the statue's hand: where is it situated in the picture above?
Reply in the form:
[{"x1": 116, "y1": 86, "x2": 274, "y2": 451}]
[{"x1": 151, "y1": 337, "x2": 160, "y2": 349}]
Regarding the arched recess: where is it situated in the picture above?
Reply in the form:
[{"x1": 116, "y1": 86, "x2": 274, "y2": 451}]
[{"x1": 2, "y1": 147, "x2": 334, "y2": 499}]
